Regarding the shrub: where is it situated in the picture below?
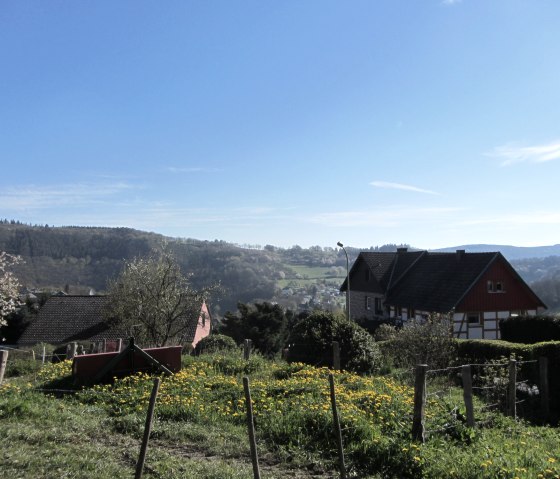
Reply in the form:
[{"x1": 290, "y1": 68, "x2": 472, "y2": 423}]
[
  {"x1": 388, "y1": 315, "x2": 456, "y2": 369},
  {"x1": 373, "y1": 323, "x2": 398, "y2": 341},
  {"x1": 500, "y1": 315, "x2": 560, "y2": 344},
  {"x1": 5, "y1": 357, "x2": 41, "y2": 377},
  {"x1": 194, "y1": 334, "x2": 237, "y2": 355},
  {"x1": 287, "y1": 310, "x2": 380, "y2": 374},
  {"x1": 456, "y1": 339, "x2": 560, "y2": 418}
]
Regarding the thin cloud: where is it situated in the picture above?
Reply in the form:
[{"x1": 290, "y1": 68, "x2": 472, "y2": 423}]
[
  {"x1": 442, "y1": 0, "x2": 462, "y2": 5},
  {"x1": 370, "y1": 181, "x2": 440, "y2": 195},
  {"x1": 487, "y1": 140, "x2": 560, "y2": 166},
  {"x1": 0, "y1": 182, "x2": 136, "y2": 210},
  {"x1": 310, "y1": 206, "x2": 461, "y2": 227},
  {"x1": 166, "y1": 166, "x2": 224, "y2": 173}
]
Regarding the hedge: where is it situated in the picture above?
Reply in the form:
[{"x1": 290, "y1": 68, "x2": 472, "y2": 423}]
[
  {"x1": 455, "y1": 339, "x2": 560, "y2": 417},
  {"x1": 499, "y1": 315, "x2": 560, "y2": 344}
]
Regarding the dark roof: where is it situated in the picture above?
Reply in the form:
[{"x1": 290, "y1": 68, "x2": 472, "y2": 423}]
[
  {"x1": 385, "y1": 252, "x2": 499, "y2": 312},
  {"x1": 18, "y1": 296, "x2": 124, "y2": 345},
  {"x1": 340, "y1": 250, "x2": 424, "y2": 291},
  {"x1": 180, "y1": 301, "x2": 211, "y2": 344}
]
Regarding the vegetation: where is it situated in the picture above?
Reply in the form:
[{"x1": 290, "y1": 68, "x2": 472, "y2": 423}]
[
  {"x1": 0, "y1": 250, "x2": 21, "y2": 326},
  {"x1": 104, "y1": 247, "x2": 213, "y2": 347},
  {"x1": 500, "y1": 315, "x2": 560, "y2": 344},
  {"x1": 386, "y1": 315, "x2": 456, "y2": 369},
  {"x1": 1, "y1": 350, "x2": 560, "y2": 478},
  {"x1": 220, "y1": 302, "x2": 295, "y2": 357},
  {"x1": 287, "y1": 310, "x2": 380, "y2": 374},
  {"x1": 194, "y1": 334, "x2": 238, "y2": 355}
]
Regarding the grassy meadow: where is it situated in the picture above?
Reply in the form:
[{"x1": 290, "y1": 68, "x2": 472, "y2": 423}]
[{"x1": 1, "y1": 352, "x2": 559, "y2": 478}]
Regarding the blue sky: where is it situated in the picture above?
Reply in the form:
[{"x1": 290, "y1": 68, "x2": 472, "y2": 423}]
[{"x1": 1, "y1": 1, "x2": 560, "y2": 249}]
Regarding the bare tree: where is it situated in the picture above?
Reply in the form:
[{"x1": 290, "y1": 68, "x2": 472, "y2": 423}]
[
  {"x1": 0, "y1": 251, "x2": 22, "y2": 327},
  {"x1": 104, "y1": 247, "x2": 214, "y2": 347}
]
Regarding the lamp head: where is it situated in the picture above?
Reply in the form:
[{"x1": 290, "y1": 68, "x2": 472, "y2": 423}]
[{"x1": 337, "y1": 241, "x2": 343, "y2": 248}]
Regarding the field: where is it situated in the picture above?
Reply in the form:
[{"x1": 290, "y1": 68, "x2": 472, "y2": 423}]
[
  {"x1": 278, "y1": 264, "x2": 344, "y2": 289},
  {"x1": 1, "y1": 352, "x2": 560, "y2": 478}
]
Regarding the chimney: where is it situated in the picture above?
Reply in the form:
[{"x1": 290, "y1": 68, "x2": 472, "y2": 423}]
[
  {"x1": 456, "y1": 249, "x2": 465, "y2": 261},
  {"x1": 397, "y1": 247, "x2": 408, "y2": 254}
]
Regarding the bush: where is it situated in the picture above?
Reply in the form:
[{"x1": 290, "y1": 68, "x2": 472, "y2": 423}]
[
  {"x1": 194, "y1": 334, "x2": 238, "y2": 355},
  {"x1": 456, "y1": 339, "x2": 560, "y2": 418},
  {"x1": 373, "y1": 323, "x2": 398, "y2": 341},
  {"x1": 388, "y1": 315, "x2": 456, "y2": 369},
  {"x1": 287, "y1": 310, "x2": 380, "y2": 374},
  {"x1": 500, "y1": 315, "x2": 560, "y2": 344},
  {"x1": 5, "y1": 357, "x2": 41, "y2": 377}
]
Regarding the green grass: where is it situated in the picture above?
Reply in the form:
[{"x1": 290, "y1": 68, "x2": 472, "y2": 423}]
[
  {"x1": 1, "y1": 352, "x2": 559, "y2": 478},
  {"x1": 278, "y1": 264, "x2": 345, "y2": 289}
]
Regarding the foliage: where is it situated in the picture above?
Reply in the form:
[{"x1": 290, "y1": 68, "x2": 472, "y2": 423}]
[
  {"x1": 386, "y1": 314, "x2": 457, "y2": 369},
  {"x1": 104, "y1": 246, "x2": 212, "y2": 347},
  {"x1": 220, "y1": 302, "x2": 294, "y2": 357},
  {"x1": 287, "y1": 310, "x2": 380, "y2": 374},
  {"x1": 0, "y1": 251, "x2": 22, "y2": 327},
  {"x1": 193, "y1": 333, "x2": 238, "y2": 355},
  {"x1": 456, "y1": 339, "x2": 560, "y2": 417},
  {"x1": 5, "y1": 352, "x2": 559, "y2": 478},
  {"x1": 500, "y1": 315, "x2": 560, "y2": 343},
  {"x1": 373, "y1": 323, "x2": 398, "y2": 341}
]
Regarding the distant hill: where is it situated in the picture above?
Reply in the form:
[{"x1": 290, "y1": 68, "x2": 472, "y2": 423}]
[
  {"x1": 433, "y1": 244, "x2": 560, "y2": 261},
  {"x1": 1, "y1": 221, "x2": 559, "y2": 315}
]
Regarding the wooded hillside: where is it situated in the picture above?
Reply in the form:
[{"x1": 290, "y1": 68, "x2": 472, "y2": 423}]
[{"x1": 1, "y1": 221, "x2": 558, "y2": 314}]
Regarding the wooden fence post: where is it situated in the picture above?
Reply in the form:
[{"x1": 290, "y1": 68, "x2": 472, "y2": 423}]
[
  {"x1": 507, "y1": 359, "x2": 517, "y2": 418},
  {"x1": 412, "y1": 364, "x2": 427, "y2": 442},
  {"x1": 135, "y1": 378, "x2": 161, "y2": 479},
  {"x1": 0, "y1": 350, "x2": 8, "y2": 384},
  {"x1": 244, "y1": 339, "x2": 252, "y2": 361},
  {"x1": 332, "y1": 341, "x2": 341, "y2": 371},
  {"x1": 243, "y1": 376, "x2": 261, "y2": 479},
  {"x1": 462, "y1": 365, "x2": 475, "y2": 427},
  {"x1": 329, "y1": 373, "x2": 347, "y2": 479},
  {"x1": 539, "y1": 357, "x2": 550, "y2": 419}
]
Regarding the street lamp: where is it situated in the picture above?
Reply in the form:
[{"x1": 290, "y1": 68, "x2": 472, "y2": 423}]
[{"x1": 337, "y1": 241, "x2": 351, "y2": 321}]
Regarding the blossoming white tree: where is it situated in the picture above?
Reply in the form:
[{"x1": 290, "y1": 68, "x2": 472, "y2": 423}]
[
  {"x1": 104, "y1": 246, "x2": 215, "y2": 347},
  {"x1": 0, "y1": 251, "x2": 22, "y2": 327}
]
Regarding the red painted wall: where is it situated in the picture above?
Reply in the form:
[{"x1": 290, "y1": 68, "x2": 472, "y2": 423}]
[
  {"x1": 191, "y1": 301, "x2": 212, "y2": 349},
  {"x1": 458, "y1": 258, "x2": 543, "y2": 312}
]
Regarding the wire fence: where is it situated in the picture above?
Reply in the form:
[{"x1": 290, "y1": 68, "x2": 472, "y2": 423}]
[{"x1": 413, "y1": 357, "x2": 550, "y2": 441}]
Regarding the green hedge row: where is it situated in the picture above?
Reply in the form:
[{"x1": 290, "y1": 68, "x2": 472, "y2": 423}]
[
  {"x1": 499, "y1": 315, "x2": 560, "y2": 344},
  {"x1": 455, "y1": 339, "x2": 560, "y2": 416}
]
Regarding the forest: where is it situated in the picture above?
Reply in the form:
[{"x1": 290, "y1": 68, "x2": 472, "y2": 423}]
[{"x1": 0, "y1": 220, "x2": 559, "y2": 315}]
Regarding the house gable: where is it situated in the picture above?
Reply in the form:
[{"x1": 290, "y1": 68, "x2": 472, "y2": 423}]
[{"x1": 457, "y1": 254, "x2": 546, "y2": 313}]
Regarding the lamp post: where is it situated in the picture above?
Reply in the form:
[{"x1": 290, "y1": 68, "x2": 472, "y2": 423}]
[{"x1": 337, "y1": 241, "x2": 350, "y2": 321}]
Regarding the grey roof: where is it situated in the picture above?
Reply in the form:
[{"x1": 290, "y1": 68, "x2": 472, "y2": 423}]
[
  {"x1": 385, "y1": 252, "x2": 499, "y2": 312},
  {"x1": 17, "y1": 296, "x2": 123, "y2": 345},
  {"x1": 342, "y1": 250, "x2": 545, "y2": 313}
]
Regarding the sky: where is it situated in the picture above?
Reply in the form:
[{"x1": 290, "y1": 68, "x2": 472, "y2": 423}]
[{"x1": 1, "y1": 1, "x2": 560, "y2": 250}]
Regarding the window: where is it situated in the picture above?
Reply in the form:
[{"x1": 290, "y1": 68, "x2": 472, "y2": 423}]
[
  {"x1": 488, "y1": 281, "x2": 505, "y2": 293},
  {"x1": 374, "y1": 297, "x2": 382, "y2": 315},
  {"x1": 467, "y1": 313, "x2": 480, "y2": 325},
  {"x1": 365, "y1": 269, "x2": 371, "y2": 282},
  {"x1": 365, "y1": 296, "x2": 371, "y2": 310}
]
